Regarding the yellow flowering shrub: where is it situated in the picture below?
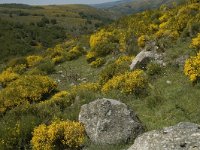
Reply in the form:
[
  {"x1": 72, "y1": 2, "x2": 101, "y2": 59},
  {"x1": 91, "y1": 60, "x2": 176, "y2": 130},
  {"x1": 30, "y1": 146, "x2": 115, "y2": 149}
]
[
  {"x1": 86, "y1": 51, "x2": 98, "y2": 63},
  {"x1": 90, "y1": 58, "x2": 105, "y2": 68},
  {"x1": 0, "y1": 75, "x2": 57, "y2": 113},
  {"x1": 98, "y1": 57, "x2": 132, "y2": 84},
  {"x1": 159, "y1": 14, "x2": 169, "y2": 22},
  {"x1": 149, "y1": 24, "x2": 159, "y2": 32},
  {"x1": 66, "y1": 46, "x2": 82, "y2": 61},
  {"x1": 191, "y1": 33, "x2": 200, "y2": 49},
  {"x1": 159, "y1": 22, "x2": 169, "y2": 29},
  {"x1": 90, "y1": 29, "x2": 114, "y2": 48},
  {"x1": 48, "y1": 44, "x2": 66, "y2": 64},
  {"x1": 26, "y1": 55, "x2": 43, "y2": 67},
  {"x1": 51, "y1": 91, "x2": 70, "y2": 100},
  {"x1": 52, "y1": 55, "x2": 64, "y2": 64},
  {"x1": 184, "y1": 52, "x2": 200, "y2": 82},
  {"x1": 34, "y1": 90, "x2": 74, "y2": 112},
  {"x1": 115, "y1": 55, "x2": 134, "y2": 65},
  {"x1": 137, "y1": 35, "x2": 149, "y2": 48},
  {"x1": 31, "y1": 120, "x2": 85, "y2": 150},
  {"x1": 88, "y1": 29, "x2": 118, "y2": 59},
  {"x1": 0, "y1": 67, "x2": 20, "y2": 87},
  {"x1": 72, "y1": 82, "x2": 100, "y2": 94},
  {"x1": 102, "y1": 70, "x2": 147, "y2": 94},
  {"x1": 155, "y1": 29, "x2": 179, "y2": 40}
]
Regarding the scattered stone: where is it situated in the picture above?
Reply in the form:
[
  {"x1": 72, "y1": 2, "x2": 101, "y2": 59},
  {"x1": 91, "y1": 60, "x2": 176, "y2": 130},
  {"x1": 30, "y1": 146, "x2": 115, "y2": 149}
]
[
  {"x1": 78, "y1": 78, "x2": 87, "y2": 82},
  {"x1": 70, "y1": 82, "x2": 75, "y2": 86},
  {"x1": 58, "y1": 70, "x2": 63, "y2": 74},
  {"x1": 128, "y1": 122, "x2": 200, "y2": 150},
  {"x1": 61, "y1": 74, "x2": 65, "y2": 78},
  {"x1": 166, "y1": 80, "x2": 172, "y2": 84},
  {"x1": 57, "y1": 79, "x2": 61, "y2": 83},
  {"x1": 79, "y1": 98, "x2": 144, "y2": 144},
  {"x1": 174, "y1": 55, "x2": 189, "y2": 68}
]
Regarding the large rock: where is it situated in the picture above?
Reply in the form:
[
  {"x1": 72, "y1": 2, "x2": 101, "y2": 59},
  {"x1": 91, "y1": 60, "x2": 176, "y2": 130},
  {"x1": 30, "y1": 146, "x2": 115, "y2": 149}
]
[
  {"x1": 130, "y1": 50, "x2": 164, "y2": 70},
  {"x1": 130, "y1": 41, "x2": 165, "y2": 70},
  {"x1": 128, "y1": 122, "x2": 200, "y2": 150},
  {"x1": 79, "y1": 98, "x2": 144, "y2": 144}
]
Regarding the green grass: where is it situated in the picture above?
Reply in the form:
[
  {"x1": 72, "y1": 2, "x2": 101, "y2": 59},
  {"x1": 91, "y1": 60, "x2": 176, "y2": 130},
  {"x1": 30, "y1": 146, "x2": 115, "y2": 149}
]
[{"x1": 50, "y1": 56, "x2": 101, "y2": 90}]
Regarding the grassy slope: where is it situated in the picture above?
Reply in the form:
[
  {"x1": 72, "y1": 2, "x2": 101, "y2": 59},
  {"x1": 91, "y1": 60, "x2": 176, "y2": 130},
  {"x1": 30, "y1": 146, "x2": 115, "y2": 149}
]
[
  {"x1": 53, "y1": 40, "x2": 200, "y2": 130},
  {"x1": 50, "y1": 56, "x2": 101, "y2": 90},
  {"x1": 44, "y1": 39, "x2": 199, "y2": 150}
]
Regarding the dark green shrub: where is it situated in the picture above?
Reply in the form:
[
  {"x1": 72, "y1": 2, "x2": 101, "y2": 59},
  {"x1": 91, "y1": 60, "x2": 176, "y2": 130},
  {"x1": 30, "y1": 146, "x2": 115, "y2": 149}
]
[
  {"x1": 7, "y1": 57, "x2": 27, "y2": 67},
  {"x1": 41, "y1": 17, "x2": 49, "y2": 24},
  {"x1": 99, "y1": 60, "x2": 130, "y2": 85},
  {"x1": 146, "y1": 62, "x2": 162, "y2": 76},
  {"x1": 66, "y1": 46, "x2": 84, "y2": 61},
  {"x1": 50, "y1": 19, "x2": 57, "y2": 24},
  {"x1": 90, "y1": 58, "x2": 105, "y2": 68},
  {"x1": 37, "y1": 59, "x2": 55, "y2": 74}
]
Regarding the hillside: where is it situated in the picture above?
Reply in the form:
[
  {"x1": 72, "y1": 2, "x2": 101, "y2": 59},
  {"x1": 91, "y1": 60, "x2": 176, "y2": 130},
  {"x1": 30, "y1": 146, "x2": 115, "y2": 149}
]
[
  {"x1": 95, "y1": 0, "x2": 187, "y2": 15},
  {"x1": 0, "y1": 0, "x2": 200, "y2": 150},
  {"x1": 92, "y1": 0, "x2": 133, "y2": 8},
  {"x1": 0, "y1": 4, "x2": 113, "y2": 62}
]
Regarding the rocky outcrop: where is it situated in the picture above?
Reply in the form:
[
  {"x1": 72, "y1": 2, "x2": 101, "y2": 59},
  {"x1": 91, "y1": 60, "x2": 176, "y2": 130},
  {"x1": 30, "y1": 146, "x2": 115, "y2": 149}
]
[
  {"x1": 130, "y1": 41, "x2": 165, "y2": 70},
  {"x1": 79, "y1": 98, "x2": 144, "y2": 144},
  {"x1": 128, "y1": 122, "x2": 200, "y2": 150}
]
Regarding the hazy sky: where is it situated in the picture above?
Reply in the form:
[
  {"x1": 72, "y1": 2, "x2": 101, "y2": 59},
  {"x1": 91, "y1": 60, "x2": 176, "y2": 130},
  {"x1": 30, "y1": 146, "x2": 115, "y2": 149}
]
[{"x1": 0, "y1": 0, "x2": 118, "y2": 5}]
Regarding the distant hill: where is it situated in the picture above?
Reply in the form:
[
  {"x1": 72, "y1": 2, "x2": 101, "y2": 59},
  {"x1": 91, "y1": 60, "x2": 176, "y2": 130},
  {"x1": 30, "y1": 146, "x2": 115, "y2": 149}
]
[
  {"x1": 91, "y1": 0, "x2": 133, "y2": 8},
  {"x1": 93, "y1": 0, "x2": 187, "y2": 15},
  {"x1": 0, "y1": 3, "x2": 113, "y2": 62}
]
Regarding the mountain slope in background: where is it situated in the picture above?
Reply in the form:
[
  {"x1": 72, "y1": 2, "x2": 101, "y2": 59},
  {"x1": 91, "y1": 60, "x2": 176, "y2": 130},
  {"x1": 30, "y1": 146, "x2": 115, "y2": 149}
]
[
  {"x1": 0, "y1": 4, "x2": 113, "y2": 61},
  {"x1": 91, "y1": 0, "x2": 133, "y2": 8},
  {"x1": 94, "y1": 0, "x2": 187, "y2": 15}
]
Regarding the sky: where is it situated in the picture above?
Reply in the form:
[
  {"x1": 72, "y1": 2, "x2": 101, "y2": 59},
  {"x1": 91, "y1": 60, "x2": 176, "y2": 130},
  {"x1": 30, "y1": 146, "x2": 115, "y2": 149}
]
[{"x1": 0, "y1": 0, "x2": 118, "y2": 5}]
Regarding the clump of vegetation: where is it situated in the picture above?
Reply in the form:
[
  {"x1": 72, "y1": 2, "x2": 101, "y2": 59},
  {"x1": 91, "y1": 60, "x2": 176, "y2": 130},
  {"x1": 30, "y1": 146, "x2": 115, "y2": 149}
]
[
  {"x1": 66, "y1": 46, "x2": 84, "y2": 61},
  {"x1": 114, "y1": 55, "x2": 134, "y2": 65},
  {"x1": 137, "y1": 35, "x2": 149, "y2": 48},
  {"x1": 86, "y1": 51, "x2": 98, "y2": 63},
  {"x1": 51, "y1": 91, "x2": 70, "y2": 100},
  {"x1": 7, "y1": 57, "x2": 28, "y2": 67},
  {"x1": 102, "y1": 69, "x2": 148, "y2": 94},
  {"x1": 37, "y1": 59, "x2": 55, "y2": 74},
  {"x1": 0, "y1": 75, "x2": 57, "y2": 113},
  {"x1": 184, "y1": 52, "x2": 200, "y2": 82},
  {"x1": 0, "y1": 67, "x2": 20, "y2": 87},
  {"x1": 190, "y1": 33, "x2": 200, "y2": 49},
  {"x1": 90, "y1": 58, "x2": 105, "y2": 68},
  {"x1": 31, "y1": 120, "x2": 85, "y2": 150},
  {"x1": 48, "y1": 42, "x2": 85, "y2": 64},
  {"x1": 26, "y1": 55, "x2": 43, "y2": 67},
  {"x1": 99, "y1": 56, "x2": 133, "y2": 84},
  {"x1": 71, "y1": 82, "x2": 100, "y2": 94},
  {"x1": 146, "y1": 62, "x2": 162, "y2": 76}
]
